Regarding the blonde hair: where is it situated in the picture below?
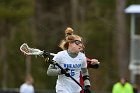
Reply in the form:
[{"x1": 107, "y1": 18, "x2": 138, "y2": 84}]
[{"x1": 59, "y1": 27, "x2": 83, "y2": 50}]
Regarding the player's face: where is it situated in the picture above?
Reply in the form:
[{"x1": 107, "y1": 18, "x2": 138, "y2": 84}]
[{"x1": 68, "y1": 37, "x2": 83, "y2": 53}]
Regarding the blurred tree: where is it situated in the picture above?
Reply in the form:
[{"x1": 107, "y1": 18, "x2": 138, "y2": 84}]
[
  {"x1": 0, "y1": 0, "x2": 139, "y2": 91},
  {"x1": 0, "y1": 0, "x2": 34, "y2": 89},
  {"x1": 71, "y1": 0, "x2": 79, "y2": 30},
  {"x1": 115, "y1": 0, "x2": 128, "y2": 78},
  {"x1": 81, "y1": 0, "x2": 116, "y2": 90}
]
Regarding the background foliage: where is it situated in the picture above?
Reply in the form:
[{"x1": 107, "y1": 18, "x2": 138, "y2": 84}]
[{"x1": 0, "y1": 0, "x2": 140, "y2": 92}]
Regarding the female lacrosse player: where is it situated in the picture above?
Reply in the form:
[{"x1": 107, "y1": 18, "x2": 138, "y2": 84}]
[
  {"x1": 47, "y1": 27, "x2": 91, "y2": 93},
  {"x1": 65, "y1": 27, "x2": 100, "y2": 93}
]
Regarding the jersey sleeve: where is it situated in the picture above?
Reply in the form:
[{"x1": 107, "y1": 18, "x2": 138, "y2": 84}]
[
  {"x1": 47, "y1": 52, "x2": 63, "y2": 76},
  {"x1": 53, "y1": 52, "x2": 62, "y2": 64},
  {"x1": 81, "y1": 54, "x2": 87, "y2": 68}
]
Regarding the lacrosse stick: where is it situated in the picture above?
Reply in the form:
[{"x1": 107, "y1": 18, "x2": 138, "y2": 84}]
[
  {"x1": 20, "y1": 43, "x2": 56, "y2": 56},
  {"x1": 20, "y1": 43, "x2": 83, "y2": 89}
]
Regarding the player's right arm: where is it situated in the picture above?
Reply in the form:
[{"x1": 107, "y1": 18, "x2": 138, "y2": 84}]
[
  {"x1": 47, "y1": 52, "x2": 62, "y2": 76},
  {"x1": 47, "y1": 51, "x2": 70, "y2": 76},
  {"x1": 47, "y1": 64, "x2": 61, "y2": 76}
]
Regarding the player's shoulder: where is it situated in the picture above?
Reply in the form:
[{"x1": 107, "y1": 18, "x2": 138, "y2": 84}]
[
  {"x1": 55, "y1": 50, "x2": 67, "y2": 58},
  {"x1": 78, "y1": 52, "x2": 86, "y2": 57},
  {"x1": 57, "y1": 50, "x2": 67, "y2": 55},
  {"x1": 77, "y1": 52, "x2": 86, "y2": 61}
]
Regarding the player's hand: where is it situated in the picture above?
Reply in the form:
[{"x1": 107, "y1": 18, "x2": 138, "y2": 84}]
[
  {"x1": 61, "y1": 68, "x2": 70, "y2": 77},
  {"x1": 90, "y1": 59, "x2": 100, "y2": 65},
  {"x1": 84, "y1": 85, "x2": 91, "y2": 93},
  {"x1": 42, "y1": 50, "x2": 50, "y2": 58}
]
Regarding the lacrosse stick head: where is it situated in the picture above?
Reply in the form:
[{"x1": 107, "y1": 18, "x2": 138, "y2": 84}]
[{"x1": 20, "y1": 43, "x2": 43, "y2": 55}]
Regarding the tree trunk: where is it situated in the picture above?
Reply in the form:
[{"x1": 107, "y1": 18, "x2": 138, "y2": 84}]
[
  {"x1": 71, "y1": 0, "x2": 79, "y2": 31},
  {"x1": 0, "y1": 20, "x2": 11, "y2": 89},
  {"x1": 116, "y1": 0, "x2": 128, "y2": 77},
  {"x1": 0, "y1": 37, "x2": 8, "y2": 89},
  {"x1": 26, "y1": 56, "x2": 31, "y2": 76}
]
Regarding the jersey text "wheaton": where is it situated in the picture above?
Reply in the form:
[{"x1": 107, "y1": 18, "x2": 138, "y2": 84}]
[{"x1": 64, "y1": 64, "x2": 81, "y2": 68}]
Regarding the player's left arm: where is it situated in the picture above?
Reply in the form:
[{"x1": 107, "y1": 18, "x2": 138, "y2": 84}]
[
  {"x1": 81, "y1": 68, "x2": 90, "y2": 86},
  {"x1": 81, "y1": 68, "x2": 91, "y2": 93},
  {"x1": 81, "y1": 54, "x2": 91, "y2": 92}
]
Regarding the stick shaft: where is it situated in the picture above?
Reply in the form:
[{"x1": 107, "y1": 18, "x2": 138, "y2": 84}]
[{"x1": 52, "y1": 61, "x2": 83, "y2": 89}]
